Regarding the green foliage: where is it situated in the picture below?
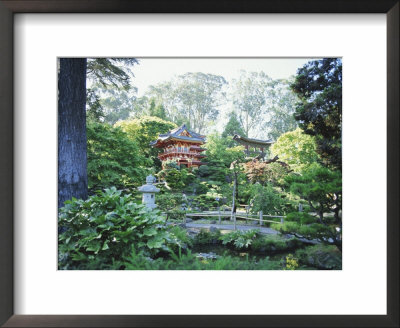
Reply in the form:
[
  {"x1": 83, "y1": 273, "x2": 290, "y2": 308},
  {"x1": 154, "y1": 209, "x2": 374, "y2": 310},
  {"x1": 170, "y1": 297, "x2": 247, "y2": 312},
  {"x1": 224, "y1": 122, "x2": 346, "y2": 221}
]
[
  {"x1": 202, "y1": 133, "x2": 245, "y2": 184},
  {"x1": 147, "y1": 98, "x2": 168, "y2": 120},
  {"x1": 147, "y1": 73, "x2": 227, "y2": 133},
  {"x1": 86, "y1": 88, "x2": 104, "y2": 122},
  {"x1": 156, "y1": 192, "x2": 187, "y2": 220},
  {"x1": 219, "y1": 230, "x2": 259, "y2": 249},
  {"x1": 86, "y1": 58, "x2": 138, "y2": 123},
  {"x1": 193, "y1": 229, "x2": 222, "y2": 245},
  {"x1": 115, "y1": 116, "x2": 177, "y2": 168},
  {"x1": 231, "y1": 72, "x2": 298, "y2": 139},
  {"x1": 87, "y1": 58, "x2": 137, "y2": 89},
  {"x1": 251, "y1": 235, "x2": 303, "y2": 253},
  {"x1": 90, "y1": 83, "x2": 137, "y2": 125},
  {"x1": 58, "y1": 188, "x2": 185, "y2": 269},
  {"x1": 157, "y1": 168, "x2": 193, "y2": 191},
  {"x1": 285, "y1": 211, "x2": 316, "y2": 225},
  {"x1": 121, "y1": 248, "x2": 281, "y2": 270},
  {"x1": 87, "y1": 122, "x2": 148, "y2": 192},
  {"x1": 291, "y1": 58, "x2": 342, "y2": 169},
  {"x1": 222, "y1": 111, "x2": 246, "y2": 145},
  {"x1": 167, "y1": 225, "x2": 193, "y2": 250},
  {"x1": 271, "y1": 128, "x2": 320, "y2": 172},
  {"x1": 163, "y1": 159, "x2": 180, "y2": 170},
  {"x1": 231, "y1": 71, "x2": 272, "y2": 136},
  {"x1": 206, "y1": 133, "x2": 245, "y2": 166},
  {"x1": 263, "y1": 79, "x2": 299, "y2": 140},
  {"x1": 269, "y1": 163, "x2": 342, "y2": 249},
  {"x1": 285, "y1": 163, "x2": 342, "y2": 223},
  {"x1": 192, "y1": 191, "x2": 221, "y2": 211},
  {"x1": 272, "y1": 221, "x2": 339, "y2": 249},
  {"x1": 249, "y1": 183, "x2": 292, "y2": 216},
  {"x1": 295, "y1": 245, "x2": 342, "y2": 269}
]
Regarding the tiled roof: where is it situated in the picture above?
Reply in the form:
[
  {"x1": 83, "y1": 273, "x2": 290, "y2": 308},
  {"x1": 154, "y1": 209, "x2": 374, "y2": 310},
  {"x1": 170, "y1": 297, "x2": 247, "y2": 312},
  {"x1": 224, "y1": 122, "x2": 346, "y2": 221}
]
[
  {"x1": 151, "y1": 124, "x2": 206, "y2": 145},
  {"x1": 233, "y1": 134, "x2": 273, "y2": 146}
]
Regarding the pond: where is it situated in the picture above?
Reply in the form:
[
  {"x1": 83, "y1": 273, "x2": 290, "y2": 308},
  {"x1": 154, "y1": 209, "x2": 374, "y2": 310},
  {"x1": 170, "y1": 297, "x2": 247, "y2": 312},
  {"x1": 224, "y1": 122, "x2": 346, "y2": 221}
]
[{"x1": 192, "y1": 243, "x2": 304, "y2": 267}]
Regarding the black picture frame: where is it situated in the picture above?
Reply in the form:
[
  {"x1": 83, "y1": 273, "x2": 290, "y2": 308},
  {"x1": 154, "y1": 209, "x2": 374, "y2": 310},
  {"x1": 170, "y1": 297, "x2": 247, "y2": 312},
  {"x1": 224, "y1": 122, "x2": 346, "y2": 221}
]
[{"x1": 0, "y1": 1, "x2": 398, "y2": 327}]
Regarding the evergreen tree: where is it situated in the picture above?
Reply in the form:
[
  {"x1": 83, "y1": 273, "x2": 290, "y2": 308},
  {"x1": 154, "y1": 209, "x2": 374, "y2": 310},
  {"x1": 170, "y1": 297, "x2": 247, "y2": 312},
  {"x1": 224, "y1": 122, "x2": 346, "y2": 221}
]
[
  {"x1": 222, "y1": 111, "x2": 246, "y2": 147},
  {"x1": 148, "y1": 98, "x2": 168, "y2": 120},
  {"x1": 86, "y1": 58, "x2": 138, "y2": 123},
  {"x1": 291, "y1": 58, "x2": 342, "y2": 169},
  {"x1": 58, "y1": 58, "x2": 88, "y2": 207},
  {"x1": 59, "y1": 58, "x2": 138, "y2": 207}
]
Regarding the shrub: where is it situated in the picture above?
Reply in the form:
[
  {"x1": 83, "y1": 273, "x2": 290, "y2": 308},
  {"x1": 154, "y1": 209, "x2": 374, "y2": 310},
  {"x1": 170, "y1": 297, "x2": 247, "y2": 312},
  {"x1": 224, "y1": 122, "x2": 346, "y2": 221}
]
[
  {"x1": 251, "y1": 235, "x2": 303, "y2": 253},
  {"x1": 157, "y1": 168, "x2": 194, "y2": 191},
  {"x1": 249, "y1": 183, "x2": 292, "y2": 216},
  {"x1": 156, "y1": 193, "x2": 187, "y2": 220},
  {"x1": 219, "y1": 229, "x2": 259, "y2": 249},
  {"x1": 121, "y1": 248, "x2": 281, "y2": 270},
  {"x1": 285, "y1": 211, "x2": 316, "y2": 224},
  {"x1": 295, "y1": 245, "x2": 342, "y2": 270},
  {"x1": 167, "y1": 225, "x2": 193, "y2": 250},
  {"x1": 58, "y1": 187, "x2": 184, "y2": 269},
  {"x1": 193, "y1": 229, "x2": 221, "y2": 245}
]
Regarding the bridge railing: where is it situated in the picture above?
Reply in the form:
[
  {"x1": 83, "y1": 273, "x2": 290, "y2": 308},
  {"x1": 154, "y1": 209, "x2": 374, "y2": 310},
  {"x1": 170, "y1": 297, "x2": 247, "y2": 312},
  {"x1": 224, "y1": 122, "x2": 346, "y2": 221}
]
[{"x1": 183, "y1": 209, "x2": 284, "y2": 230}]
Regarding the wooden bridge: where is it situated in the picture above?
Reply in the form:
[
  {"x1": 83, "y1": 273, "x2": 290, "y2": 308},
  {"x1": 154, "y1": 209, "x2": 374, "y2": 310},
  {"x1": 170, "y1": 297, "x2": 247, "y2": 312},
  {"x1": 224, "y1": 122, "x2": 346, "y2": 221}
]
[{"x1": 181, "y1": 209, "x2": 284, "y2": 231}]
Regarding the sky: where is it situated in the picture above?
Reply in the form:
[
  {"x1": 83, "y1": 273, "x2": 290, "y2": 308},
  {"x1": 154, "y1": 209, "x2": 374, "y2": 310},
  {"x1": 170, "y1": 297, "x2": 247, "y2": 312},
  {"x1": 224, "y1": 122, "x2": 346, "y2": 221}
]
[{"x1": 131, "y1": 58, "x2": 313, "y2": 97}]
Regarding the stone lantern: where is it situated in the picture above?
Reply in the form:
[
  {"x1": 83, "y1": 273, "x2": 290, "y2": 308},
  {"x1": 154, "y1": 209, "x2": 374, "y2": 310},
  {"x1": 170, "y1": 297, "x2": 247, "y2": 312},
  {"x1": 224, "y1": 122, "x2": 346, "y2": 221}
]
[{"x1": 138, "y1": 175, "x2": 160, "y2": 209}]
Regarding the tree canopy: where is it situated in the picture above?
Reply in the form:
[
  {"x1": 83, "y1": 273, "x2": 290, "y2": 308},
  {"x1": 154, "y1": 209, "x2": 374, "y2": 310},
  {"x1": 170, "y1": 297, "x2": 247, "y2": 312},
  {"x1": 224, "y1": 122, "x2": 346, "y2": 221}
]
[
  {"x1": 115, "y1": 116, "x2": 177, "y2": 169},
  {"x1": 86, "y1": 58, "x2": 138, "y2": 124},
  {"x1": 271, "y1": 128, "x2": 320, "y2": 172},
  {"x1": 146, "y1": 73, "x2": 227, "y2": 133},
  {"x1": 291, "y1": 58, "x2": 342, "y2": 169},
  {"x1": 87, "y1": 122, "x2": 149, "y2": 192},
  {"x1": 263, "y1": 79, "x2": 298, "y2": 140},
  {"x1": 222, "y1": 111, "x2": 246, "y2": 147},
  {"x1": 230, "y1": 71, "x2": 272, "y2": 137}
]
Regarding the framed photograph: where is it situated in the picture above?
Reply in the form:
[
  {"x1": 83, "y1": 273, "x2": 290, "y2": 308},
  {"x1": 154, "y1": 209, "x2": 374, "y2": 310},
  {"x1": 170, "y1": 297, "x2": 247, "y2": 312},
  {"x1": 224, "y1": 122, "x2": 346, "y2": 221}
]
[{"x1": 0, "y1": 1, "x2": 398, "y2": 327}]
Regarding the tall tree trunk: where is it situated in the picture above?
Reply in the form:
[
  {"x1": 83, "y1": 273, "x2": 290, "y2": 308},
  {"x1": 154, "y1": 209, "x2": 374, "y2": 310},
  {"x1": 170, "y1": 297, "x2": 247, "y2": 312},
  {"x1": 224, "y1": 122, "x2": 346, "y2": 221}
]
[{"x1": 58, "y1": 58, "x2": 88, "y2": 208}]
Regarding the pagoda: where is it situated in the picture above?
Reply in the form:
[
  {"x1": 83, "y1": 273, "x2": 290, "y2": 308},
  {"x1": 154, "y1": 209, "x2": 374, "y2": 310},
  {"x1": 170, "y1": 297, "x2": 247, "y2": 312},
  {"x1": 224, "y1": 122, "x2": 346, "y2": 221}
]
[
  {"x1": 232, "y1": 134, "x2": 274, "y2": 158},
  {"x1": 150, "y1": 124, "x2": 207, "y2": 169}
]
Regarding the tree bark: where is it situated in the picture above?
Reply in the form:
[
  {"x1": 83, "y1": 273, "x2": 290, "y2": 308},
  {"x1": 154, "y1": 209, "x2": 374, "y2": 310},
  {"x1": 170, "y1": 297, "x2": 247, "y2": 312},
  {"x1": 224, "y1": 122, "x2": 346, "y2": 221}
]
[{"x1": 58, "y1": 58, "x2": 88, "y2": 208}]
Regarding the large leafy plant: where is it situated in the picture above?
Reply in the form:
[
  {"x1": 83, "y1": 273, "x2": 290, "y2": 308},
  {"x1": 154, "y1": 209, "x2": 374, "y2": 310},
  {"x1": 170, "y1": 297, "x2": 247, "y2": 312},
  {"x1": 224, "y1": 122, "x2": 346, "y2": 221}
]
[
  {"x1": 219, "y1": 229, "x2": 259, "y2": 249},
  {"x1": 58, "y1": 188, "x2": 181, "y2": 269}
]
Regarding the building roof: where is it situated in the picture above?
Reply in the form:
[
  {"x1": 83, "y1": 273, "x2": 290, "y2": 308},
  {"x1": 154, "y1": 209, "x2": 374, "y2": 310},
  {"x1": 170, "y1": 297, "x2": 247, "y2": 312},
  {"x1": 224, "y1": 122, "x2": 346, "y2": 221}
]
[
  {"x1": 232, "y1": 134, "x2": 274, "y2": 147},
  {"x1": 150, "y1": 124, "x2": 206, "y2": 147}
]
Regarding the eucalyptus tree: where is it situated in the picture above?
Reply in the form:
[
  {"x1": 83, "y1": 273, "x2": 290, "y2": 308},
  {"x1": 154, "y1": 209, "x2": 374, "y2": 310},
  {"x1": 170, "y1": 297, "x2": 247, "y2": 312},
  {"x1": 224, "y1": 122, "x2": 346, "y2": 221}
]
[
  {"x1": 174, "y1": 72, "x2": 227, "y2": 133},
  {"x1": 230, "y1": 71, "x2": 272, "y2": 137},
  {"x1": 89, "y1": 82, "x2": 137, "y2": 124},
  {"x1": 230, "y1": 72, "x2": 298, "y2": 140},
  {"x1": 146, "y1": 73, "x2": 227, "y2": 133},
  {"x1": 263, "y1": 79, "x2": 298, "y2": 140}
]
